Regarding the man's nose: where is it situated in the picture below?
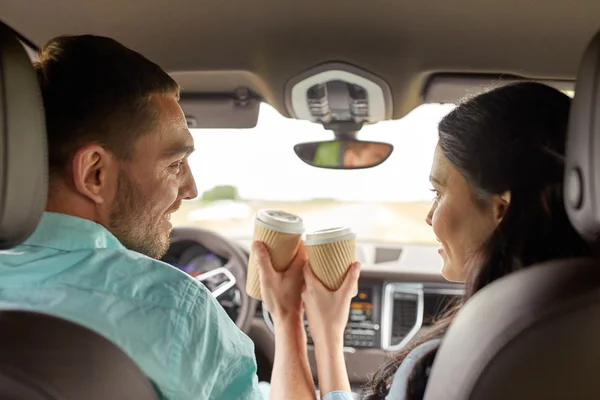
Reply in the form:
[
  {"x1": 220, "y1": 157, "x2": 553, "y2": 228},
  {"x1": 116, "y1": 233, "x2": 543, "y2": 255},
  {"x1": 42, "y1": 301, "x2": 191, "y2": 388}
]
[{"x1": 180, "y1": 164, "x2": 198, "y2": 200}]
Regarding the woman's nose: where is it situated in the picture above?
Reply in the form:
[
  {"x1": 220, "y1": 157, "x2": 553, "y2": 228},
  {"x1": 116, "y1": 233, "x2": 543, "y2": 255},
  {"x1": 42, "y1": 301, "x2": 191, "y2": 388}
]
[{"x1": 425, "y1": 208, "x2": 434, "y2": 227}]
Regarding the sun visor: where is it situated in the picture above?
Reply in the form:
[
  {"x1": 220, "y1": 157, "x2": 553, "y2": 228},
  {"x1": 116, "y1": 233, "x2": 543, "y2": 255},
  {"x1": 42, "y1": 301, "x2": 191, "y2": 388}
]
[
  {"x1": 424, "y1": 74, "x2": 574, "y2": 104},
  {"x1": 179, "y1": 92, "x2": 260, "y2": 129}
]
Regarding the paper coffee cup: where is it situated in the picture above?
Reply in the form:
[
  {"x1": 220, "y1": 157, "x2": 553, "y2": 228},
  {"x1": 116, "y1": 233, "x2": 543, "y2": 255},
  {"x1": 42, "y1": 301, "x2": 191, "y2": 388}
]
[
  {"x1": 304, "y1": 227, "x2": 357, "y2": 295},
  {"x1": 246, "y1": 210, "x2": 304, "y2": 300}
]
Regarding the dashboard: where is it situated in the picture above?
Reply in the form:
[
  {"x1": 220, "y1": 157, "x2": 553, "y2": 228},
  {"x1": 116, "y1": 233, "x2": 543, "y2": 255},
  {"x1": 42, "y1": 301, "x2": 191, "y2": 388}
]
[{"x1": 163, "y1": 229, "x2": 464, "y2": 387}]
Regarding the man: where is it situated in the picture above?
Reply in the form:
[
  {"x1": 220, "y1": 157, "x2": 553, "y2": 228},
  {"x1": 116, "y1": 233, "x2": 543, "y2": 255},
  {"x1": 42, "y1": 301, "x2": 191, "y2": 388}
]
[
  {"x1": 0, "y1": 35, "x2": 281, "y2": 399},
  {"x1": 342, "y1": 142, "x2": 391, "y2": 168}
]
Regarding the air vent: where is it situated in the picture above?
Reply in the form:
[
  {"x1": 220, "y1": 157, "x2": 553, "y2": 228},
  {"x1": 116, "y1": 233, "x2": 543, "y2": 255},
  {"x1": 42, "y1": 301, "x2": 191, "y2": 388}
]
[
  {"x1": 390, "y1": 292, "x2": 419, "y2": 346},
  {"x1": 381, "y1": 284, "x2": 424, "y2": 350},
  {"x1": 374, "y1": 247, "x2": 402, "y2": 264}
]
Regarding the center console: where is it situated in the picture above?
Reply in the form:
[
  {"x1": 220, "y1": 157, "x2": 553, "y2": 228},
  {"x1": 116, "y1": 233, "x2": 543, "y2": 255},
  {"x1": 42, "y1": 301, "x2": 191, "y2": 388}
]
[
  {"x1": 257, "y1": 278, "x2": 464, "y2": 386},
  {"x1": 262, "y1": 280, "x2": 463, "y2": 351},
  {"x1": 304, "y1": 282, "x2": 382, "y2": 349}
]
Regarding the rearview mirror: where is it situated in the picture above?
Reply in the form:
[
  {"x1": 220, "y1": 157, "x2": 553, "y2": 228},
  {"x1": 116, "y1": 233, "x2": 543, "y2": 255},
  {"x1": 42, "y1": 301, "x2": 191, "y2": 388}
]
[{"x1": 294, "y1": 140, "x2": 393, "y2": 170}]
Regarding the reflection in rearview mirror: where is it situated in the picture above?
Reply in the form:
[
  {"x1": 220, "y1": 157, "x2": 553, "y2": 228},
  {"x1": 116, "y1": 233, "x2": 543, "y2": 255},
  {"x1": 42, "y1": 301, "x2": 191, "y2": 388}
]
[{"x1": 294, "y1": 140, "x2": 393, "y2": 170}]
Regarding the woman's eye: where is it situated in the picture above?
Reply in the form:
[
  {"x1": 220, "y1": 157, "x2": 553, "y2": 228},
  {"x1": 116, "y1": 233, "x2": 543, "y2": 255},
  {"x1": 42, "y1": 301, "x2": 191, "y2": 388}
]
[{"x1": 430, "y1": 188, "x2": 440, "y2": 201}]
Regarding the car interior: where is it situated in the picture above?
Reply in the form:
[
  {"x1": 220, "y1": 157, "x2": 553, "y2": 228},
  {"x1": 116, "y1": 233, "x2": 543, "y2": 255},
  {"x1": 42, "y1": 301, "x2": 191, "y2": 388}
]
[{"x1": 1, "y1": 1, "x2": 600, "y2": 399}]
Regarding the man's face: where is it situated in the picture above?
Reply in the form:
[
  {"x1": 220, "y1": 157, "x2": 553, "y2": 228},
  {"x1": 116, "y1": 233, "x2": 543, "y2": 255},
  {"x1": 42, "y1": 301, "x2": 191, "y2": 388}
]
[
  {"x1": 108, "y1": 94, "x2": 198, "y2": 258},
  {"x1": 343, "y1": 143, "x2": 391, "y2": 168}
]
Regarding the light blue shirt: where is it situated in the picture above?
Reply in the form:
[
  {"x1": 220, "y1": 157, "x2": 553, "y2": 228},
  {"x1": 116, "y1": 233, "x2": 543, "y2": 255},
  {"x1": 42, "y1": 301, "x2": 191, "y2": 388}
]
[
  {"x1": 323, "y1": 391, "x2": 354, "y2": 400},
  {"x1": 0, "y1": 212, "x2": 262, "y2": 400}
]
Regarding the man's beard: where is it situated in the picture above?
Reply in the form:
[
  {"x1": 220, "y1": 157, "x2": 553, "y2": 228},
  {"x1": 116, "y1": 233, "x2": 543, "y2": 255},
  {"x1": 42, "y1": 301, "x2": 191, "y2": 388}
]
[{"x1": 108, "y1": 173, "x2": 176, "y2": 259}]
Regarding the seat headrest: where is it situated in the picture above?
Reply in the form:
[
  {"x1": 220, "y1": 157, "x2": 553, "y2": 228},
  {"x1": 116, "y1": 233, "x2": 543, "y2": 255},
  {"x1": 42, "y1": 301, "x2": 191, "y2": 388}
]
[
  {"x1": 423, "y1": 258, "x2": 600, "y2": 400},
  {"x1": 565, "y1": 31, "x2": 600, "y2": 244},
  {"x1": 0, "y1": 23, "x2": 47, "y2": 249},
  {"x1": 0, "y1": 309, "x2": 159, "y2": 399}
]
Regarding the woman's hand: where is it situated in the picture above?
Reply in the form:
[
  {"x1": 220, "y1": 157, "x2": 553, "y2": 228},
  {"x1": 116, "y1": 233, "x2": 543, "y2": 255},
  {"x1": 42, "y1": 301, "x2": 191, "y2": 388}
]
[
  {"x1": 302, "y1": 261, "x2": 360, "y2": 396},
  {"x1": 302, "y1": 261, "x2": 361, "y2": 346},
  {"x1": 252, "y1": 241, "x2": 307, "y2": 325}
]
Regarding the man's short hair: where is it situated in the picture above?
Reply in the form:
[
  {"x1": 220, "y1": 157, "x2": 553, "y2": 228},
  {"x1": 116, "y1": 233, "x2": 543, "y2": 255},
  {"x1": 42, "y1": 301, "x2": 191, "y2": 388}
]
[
  {"x1": 35, "y1": 35, "x2": 180, "y2": 179},
  {"x1": 344, "y1": 141, "x2": 369, "y2": 154}
]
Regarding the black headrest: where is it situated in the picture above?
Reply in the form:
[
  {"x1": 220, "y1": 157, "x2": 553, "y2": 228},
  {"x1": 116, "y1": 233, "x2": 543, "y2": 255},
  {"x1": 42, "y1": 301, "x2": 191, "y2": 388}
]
[
  {"x1": 565, "y1": 31, "x2": 600, "y2": 244},
  {"x1": 0, "y1": 310, "x2": 159, "y2": 400},
  {"x1": 423, "y1": 258, "x2": 600, "y2": 400},
  {"x1": 0, "y1": 23, "x2": 47, "y2": 249}
]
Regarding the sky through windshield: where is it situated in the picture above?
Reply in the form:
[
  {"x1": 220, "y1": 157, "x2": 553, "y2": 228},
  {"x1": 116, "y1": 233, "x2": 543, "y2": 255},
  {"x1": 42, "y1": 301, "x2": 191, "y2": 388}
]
[{"x1": 187, "y1": 103, "x2": 455, "y2": 203}]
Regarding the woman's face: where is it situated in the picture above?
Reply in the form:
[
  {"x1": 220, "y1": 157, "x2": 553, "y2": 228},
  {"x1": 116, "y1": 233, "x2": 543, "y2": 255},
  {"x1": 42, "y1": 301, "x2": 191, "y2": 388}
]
[{"x1": 426, "y1": 145, "x2": 508, "y2": 282}]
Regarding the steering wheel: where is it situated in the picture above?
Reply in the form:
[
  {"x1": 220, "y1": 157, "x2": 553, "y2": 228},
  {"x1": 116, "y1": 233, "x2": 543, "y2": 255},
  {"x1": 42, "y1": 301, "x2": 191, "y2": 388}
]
[{"x1": 169, "y1": 227, "x2": 257, "y2": 333}]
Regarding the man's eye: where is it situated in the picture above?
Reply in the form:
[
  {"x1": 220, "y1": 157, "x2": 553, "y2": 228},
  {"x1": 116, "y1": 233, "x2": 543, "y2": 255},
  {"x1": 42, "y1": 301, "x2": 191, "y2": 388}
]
[{"x1": 170, "y1": 160, "x2": 184, "y2": 172}]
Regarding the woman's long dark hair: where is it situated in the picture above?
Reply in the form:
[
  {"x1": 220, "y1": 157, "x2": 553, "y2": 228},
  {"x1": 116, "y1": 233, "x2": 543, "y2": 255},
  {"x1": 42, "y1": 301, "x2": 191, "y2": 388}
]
[{"x1": 363, "y1": 82, "x2": 593, "y2": 399}]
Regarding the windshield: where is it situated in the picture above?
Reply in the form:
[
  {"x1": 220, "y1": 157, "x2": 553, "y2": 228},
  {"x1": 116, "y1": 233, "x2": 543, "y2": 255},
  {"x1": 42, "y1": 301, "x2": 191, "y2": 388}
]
[{"x1": 171, "y1": 102, "x2": 456, "y2": 245}]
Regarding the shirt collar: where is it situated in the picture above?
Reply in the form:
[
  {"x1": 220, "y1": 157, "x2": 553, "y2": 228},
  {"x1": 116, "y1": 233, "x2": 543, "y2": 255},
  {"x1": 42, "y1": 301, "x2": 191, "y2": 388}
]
[{"x1": 23, "y1": 212, "x2": 126, "y2": 252}]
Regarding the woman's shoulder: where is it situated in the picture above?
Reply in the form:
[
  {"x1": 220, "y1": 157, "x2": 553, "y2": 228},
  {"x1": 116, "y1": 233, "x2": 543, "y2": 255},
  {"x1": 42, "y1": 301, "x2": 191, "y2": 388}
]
[{"x1": 385, "y1": 338, "x2": 443, "y2": 400}]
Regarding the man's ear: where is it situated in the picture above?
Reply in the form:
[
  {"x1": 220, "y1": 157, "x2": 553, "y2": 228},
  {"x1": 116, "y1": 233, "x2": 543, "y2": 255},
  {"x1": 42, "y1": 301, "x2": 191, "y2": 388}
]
[
  {"x1": 71, "y1": 144, "x2": 116, "y2": 205},
  {"x1": 492, "y1": 191, "x2": 511, "y2": 224}
]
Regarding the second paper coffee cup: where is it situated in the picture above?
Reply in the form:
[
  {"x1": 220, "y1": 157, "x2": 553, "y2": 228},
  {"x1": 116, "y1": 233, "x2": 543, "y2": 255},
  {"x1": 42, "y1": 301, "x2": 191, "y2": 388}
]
[
  {"x1": 304, "y1": 227, "x2": 357, "y2": 295},
  {"x1": 246, "y1": 210, "x2": 304, "y2": 300}
]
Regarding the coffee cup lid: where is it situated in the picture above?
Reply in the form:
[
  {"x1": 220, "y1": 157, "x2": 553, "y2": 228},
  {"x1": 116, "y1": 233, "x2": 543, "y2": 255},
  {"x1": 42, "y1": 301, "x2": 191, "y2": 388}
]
[
  {"x1": 304, "y1": 227, "x2": 356, "y2": 246},
  {"x1": 255, "y1": 210, "x2": 304, "y2": 234}
]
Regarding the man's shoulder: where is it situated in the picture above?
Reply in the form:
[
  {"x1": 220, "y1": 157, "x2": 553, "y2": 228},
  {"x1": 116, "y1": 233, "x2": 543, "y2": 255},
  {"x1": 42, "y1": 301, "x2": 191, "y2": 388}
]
[
  {"x1": 105, "y1": 247, "x2": 211, "y2": 306},
  {"x1": 66, "y1": 246, "x2": 213, "y2": 312}
]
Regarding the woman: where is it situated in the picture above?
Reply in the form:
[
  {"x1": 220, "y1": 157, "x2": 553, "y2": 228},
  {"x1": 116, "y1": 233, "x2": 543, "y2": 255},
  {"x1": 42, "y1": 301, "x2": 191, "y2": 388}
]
[{"x1": 296, "y1": 81, "x2": 593, "y2": 400}]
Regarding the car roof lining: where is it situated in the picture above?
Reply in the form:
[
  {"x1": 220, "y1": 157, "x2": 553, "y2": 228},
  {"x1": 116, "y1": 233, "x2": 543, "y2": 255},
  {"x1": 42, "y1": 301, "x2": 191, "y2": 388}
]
[{"x1": 0, "y1": 0, "x2": 597, "y2": 120}]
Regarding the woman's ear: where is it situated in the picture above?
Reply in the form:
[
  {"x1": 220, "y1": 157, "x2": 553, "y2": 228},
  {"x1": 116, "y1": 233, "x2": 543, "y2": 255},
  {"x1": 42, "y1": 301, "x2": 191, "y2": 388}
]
[{"x1": 492, "y1": 191, "x2": 511, "y2": 224}]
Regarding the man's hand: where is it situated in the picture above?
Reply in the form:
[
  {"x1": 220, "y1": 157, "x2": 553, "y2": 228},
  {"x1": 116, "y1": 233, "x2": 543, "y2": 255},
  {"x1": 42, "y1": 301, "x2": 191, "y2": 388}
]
[
  {"x1": 252, "y1": 241, "x2": 307, "y2": 324},
  {"x1": 252, "y1": 241, "x2": 316, "y2": 399}
]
